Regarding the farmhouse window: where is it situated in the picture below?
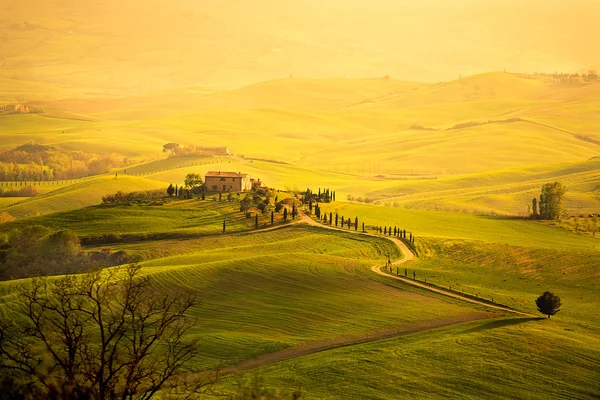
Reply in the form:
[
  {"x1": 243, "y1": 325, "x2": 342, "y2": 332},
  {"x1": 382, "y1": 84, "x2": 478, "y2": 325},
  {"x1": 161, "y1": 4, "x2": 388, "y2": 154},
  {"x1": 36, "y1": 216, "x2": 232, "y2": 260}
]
[
  {"x1": 220, "y1": 177, "x2": 226, "y2": 181},
  {"x1": 223, "y1": 185, "x2": 226, "y2": 191}
]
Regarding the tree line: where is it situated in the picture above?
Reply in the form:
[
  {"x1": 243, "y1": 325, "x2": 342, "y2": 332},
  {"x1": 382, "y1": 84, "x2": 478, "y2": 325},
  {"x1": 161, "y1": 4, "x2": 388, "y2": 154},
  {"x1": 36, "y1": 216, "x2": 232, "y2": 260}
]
[
  {"x1": 0, "y1": 225, "x2": 129, "y2": 281},
  {"x1": 0, "y1": 143, "x2": 136, "y2": 181}
]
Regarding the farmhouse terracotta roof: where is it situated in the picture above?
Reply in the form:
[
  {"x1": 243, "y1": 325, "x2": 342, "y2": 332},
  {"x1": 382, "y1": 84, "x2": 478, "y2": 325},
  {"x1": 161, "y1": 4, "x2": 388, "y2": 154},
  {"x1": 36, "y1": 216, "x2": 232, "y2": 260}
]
[{"x1": 205, "y1": 171, "x2": 248, "y2": 178}]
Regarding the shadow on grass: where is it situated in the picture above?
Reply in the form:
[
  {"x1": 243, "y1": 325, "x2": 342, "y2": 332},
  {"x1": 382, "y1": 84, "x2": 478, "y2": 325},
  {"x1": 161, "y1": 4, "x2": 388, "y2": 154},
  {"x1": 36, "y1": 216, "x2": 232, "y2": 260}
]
[{"x1": 461, "y1": 317, "x2": 544, "y2": 334}]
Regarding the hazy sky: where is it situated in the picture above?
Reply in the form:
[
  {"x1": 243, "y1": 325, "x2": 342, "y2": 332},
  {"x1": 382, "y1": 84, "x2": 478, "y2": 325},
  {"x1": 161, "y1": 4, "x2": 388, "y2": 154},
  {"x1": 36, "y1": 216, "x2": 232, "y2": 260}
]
[{"x1": 1, "y1": 0, "x2": 598, "y2": 91}]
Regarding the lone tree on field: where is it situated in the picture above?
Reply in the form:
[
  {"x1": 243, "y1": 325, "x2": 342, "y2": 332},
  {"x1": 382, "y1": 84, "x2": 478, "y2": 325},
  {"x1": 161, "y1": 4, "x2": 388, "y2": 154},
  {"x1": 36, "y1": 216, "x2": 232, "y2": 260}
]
[
  {"x1": 535, "y1": 291, "x2": 562, "y2": 318},
  {"x1": 0, "y1": 265, "x2": 215, "y2": 399}
]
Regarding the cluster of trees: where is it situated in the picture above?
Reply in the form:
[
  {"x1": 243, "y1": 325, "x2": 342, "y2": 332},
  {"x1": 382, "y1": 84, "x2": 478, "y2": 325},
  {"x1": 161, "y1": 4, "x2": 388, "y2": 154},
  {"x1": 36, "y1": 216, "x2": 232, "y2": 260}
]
[
  {"x1": 162, "y1": 143, "x2": 229, "y2": 157},
  {"x1": 0, "y1": 226, "x2": 128, "y2": 281},
  {"x1": 346, "y1": 195, "x2": 375, "y2": 204},
  {"x1": 102, "y1": 189, "x2": 166, "y2": 205},
  {"x1": 376, "y1": 225, "x2": 415, "y2": 244},
  {"x1": 0, "y1": 212, "x2": 15, "y2": 224},
  {"x1": 531, "y1": 182, "x2": 567, "y2": 220},
  {"x1": 0, "y1": 143, "x2": 133, "y2": 181},
  {"x1": 303, "y1": 188, "x2": 335, "y2": 204},
  {"x1": 538, "y1": 70, "x2": 599, "y2": 83},
  {"x1": 0, "y1": 185, "x2": 40, "y2": 197},
  {"x1": 167, "y1": 173, "x2": 206, "y2": 199}
]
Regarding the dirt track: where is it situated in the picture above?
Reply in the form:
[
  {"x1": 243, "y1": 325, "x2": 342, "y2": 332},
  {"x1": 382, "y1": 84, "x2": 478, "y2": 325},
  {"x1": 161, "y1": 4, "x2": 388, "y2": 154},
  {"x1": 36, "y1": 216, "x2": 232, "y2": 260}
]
[
  {"x1": 223, "y1": 312, "x2": 495, "y2": 375},
  {"x1": 299, "y1": 212, "x2": 535, "y2": 317}
]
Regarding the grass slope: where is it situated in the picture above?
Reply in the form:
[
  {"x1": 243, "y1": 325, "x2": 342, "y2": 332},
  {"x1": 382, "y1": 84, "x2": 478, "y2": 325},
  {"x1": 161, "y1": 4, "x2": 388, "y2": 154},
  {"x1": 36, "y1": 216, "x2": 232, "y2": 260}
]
[
  {"x1": 2, "y1": 174, "x2": 166, "y2": 218},
  {"x1": 0, "y1": 225, "x2": 491, "y2": 371},
  {"x1": 216, "y1": 317, "x2": 600, "y2": 399},
  {"x1": 317, "y1": 202, "x2": 600, "y2": 252}
]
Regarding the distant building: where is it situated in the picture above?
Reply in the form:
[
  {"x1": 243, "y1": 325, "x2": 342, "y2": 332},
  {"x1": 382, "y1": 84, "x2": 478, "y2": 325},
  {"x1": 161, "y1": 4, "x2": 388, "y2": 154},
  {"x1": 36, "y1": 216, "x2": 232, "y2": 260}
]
[
  {"x1": 195, "y1": 146, "x2": 230, "y2": 156},
  {"x1": 205, "y1": 171, "x2": 253, "y2": 192},
  {"x1": 0, "y1": 104, "x2": 30, "y2": 113}
]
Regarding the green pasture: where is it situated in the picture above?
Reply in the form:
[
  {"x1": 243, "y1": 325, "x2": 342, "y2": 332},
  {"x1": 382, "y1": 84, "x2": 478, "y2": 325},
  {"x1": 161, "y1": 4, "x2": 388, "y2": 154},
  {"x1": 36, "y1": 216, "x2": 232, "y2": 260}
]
[
  {"x1": 0, "y1": 197, "x2": 27, "y2": 208},
  {"x1": 214, "y1": 317, "x2": 600, "y2": 399},
  {"x1": 413, "y1": 237, "x2": 600, "y2": 329},
  {"x1": 317, "y1": 202, "x2": 600, "y2": 252},
  {"x1": 0, "y1": 226, "x2": 491, "y2": 371}
]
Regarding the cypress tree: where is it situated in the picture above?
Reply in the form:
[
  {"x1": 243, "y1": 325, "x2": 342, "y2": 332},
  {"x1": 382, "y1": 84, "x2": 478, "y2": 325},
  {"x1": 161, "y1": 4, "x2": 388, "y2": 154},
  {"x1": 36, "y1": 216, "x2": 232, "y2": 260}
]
[
  {"x1": 271, "y1": 211, "x2": 274, "y2": 226},
  {"x1": 335, "y1": 213, "x2": 339, "y2": 227},
  {"x1": 283, "y1": 207, "x2": 288, "y2": 222},
  {"x1": 355, "y1": 217, "x2": 358, "y2": 231},
  {"x1": 333, "y1": 192, "x2": 336, "y2": 201},
  {"x1": 393, "y1": 227, "x2": 397, "y2": 236},
  {"x1": 329, "y1": 212, "x2": 333, "y2": 225},
  {"x1": 384, "y1": 227, "x2": 387, "y2": 235},
  {"x1": 219, "y1": 192, "x2": 222, "y2": 201},
  {"x1": 309, "y1": 200, "x2": 313, "y2": 212},
  {"x1": 405, "y1": 268, "x2": 407, "y2": 277},
  {"x1": 403, "y1": 229, "x2": 406, "y2": 239},
  {"x1": 175, "y1": 185, "x2": 178, "y2": 197},
  {"x1": 255, "y1": 214, "x2": 259, "y2": 229},
  {"x1": 388, "y1": 227, "x2": 392, "y2": 236},
  {"x1": 341, "y1": 216, "x2": 345, "y2": 228}
]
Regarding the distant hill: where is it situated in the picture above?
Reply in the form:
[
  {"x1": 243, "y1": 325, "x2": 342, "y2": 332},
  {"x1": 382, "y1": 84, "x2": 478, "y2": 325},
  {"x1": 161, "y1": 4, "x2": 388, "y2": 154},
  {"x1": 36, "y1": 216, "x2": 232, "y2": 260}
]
[{"x1": 2, "y1": 0, "x2": 600, "y2": 97}]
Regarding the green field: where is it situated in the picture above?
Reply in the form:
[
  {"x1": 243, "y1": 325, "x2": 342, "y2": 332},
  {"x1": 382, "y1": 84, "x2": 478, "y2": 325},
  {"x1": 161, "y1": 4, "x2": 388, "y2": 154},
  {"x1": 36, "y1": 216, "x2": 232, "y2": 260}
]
[
  {"x1": 219, "y1": 317, "x2": 600, "y2": 399},
  {"x1": 315, "y1": 202, "x2": 600, "y2": 252},
  {"x1": 2, "y1": 195, "x2": 599, "y2": 398},
  {"x1": 0, "y1": 224, "x2": 495, "y2": 371}
]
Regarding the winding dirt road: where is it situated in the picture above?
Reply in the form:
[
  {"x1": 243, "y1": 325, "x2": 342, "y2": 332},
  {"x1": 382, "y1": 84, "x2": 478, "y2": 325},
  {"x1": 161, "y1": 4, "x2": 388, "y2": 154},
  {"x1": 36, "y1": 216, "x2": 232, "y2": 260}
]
[{"x1": 298, "y1": 212, "x2": 535, "y2": 317}]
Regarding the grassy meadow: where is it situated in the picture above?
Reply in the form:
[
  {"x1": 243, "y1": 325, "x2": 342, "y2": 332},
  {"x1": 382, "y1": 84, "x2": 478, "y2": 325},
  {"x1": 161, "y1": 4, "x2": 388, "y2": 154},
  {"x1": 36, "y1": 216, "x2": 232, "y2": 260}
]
[{"x1": 216, "y1": 317, "x2": 600, "y2": 399}]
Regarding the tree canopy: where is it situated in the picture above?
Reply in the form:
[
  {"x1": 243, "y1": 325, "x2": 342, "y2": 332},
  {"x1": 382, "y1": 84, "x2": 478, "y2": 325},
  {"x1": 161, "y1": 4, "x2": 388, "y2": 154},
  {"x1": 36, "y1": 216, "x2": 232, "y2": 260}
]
[
  {"x1": 535, "y1": 291, "x2": 562, "y2": 318},
  {"x1": 538, "y1": 182, "x2": 567, "y2": 220},
  {"x1": 184, "y1": 173, "x2": 203, "y2": 189}
]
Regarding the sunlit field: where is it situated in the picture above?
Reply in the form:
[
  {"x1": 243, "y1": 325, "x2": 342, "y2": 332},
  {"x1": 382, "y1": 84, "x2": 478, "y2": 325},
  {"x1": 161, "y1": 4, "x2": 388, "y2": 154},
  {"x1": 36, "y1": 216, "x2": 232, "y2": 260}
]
[{"x1": 1, "y1": 0, "x2": 600, "y2": 398}]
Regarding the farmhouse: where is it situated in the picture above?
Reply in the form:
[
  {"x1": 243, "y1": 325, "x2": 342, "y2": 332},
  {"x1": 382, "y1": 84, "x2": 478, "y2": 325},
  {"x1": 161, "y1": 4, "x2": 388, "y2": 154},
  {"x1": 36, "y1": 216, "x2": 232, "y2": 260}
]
[{"x1": 205, "y1": 171, "x2": 253, "y2": 192}]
